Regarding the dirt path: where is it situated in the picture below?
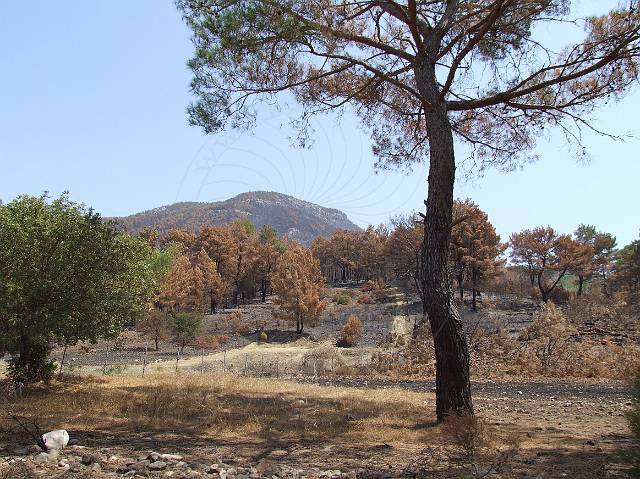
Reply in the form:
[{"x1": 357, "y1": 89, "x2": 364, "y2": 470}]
[{"x1": 299, "y1": 376, "x2": 630, "y2": 401}]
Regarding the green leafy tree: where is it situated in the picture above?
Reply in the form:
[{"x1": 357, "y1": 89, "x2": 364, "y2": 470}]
[
  {"x1": 178, "y1": 0, "x2": 640, "y2": 420},
  {"x1": 0, "y1": 193, "x2": 156, "y2": 382},
  {"x1": 168, "y1": 312, "x2": 204, "y2": 353}
]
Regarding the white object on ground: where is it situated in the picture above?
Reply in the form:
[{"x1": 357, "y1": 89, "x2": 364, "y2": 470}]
[{"x1": 42, "y1": 430, "x2": 69, "y2": 451}]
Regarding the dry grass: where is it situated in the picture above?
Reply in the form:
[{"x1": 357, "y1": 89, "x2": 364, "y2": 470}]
[
  {"x1": 0, "y1": 373, "x2": 432, "y2": 447},
  {"x1": 0, "y1": 373, "x2": 631, "y2": 477}
]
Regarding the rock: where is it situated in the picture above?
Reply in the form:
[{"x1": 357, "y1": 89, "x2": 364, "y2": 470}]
[
  {"x1": 81, "y1": 454, "x2": 99, "y2": 466},
  {"x1": 42, "y1": 429, "x2": 69, "y2": 451},
  {"x1": 161, "y1": 453, "x2": 183, "y2": 461},
  {"x1": 149, "y1": 460, "x2": 168, "y2": 471},
  {"x1": 132, "y1": 460, "x2": 151, "y2": 471},
  {"x1": 269, "y1": 450, "x2": 288, "y2": 458},
  {"x1": 256, "y1": 459, "x2": 279, "y2": 477}
]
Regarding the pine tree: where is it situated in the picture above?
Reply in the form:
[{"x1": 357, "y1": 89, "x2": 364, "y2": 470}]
[
  {"x1": 272, "y1": 244, "x2": 325, "y2": 334},
  {"x1": 451, "y1": 200, "x2": 506, "y2": 311},
  {"x1": 510, "y1": 227, "x2": 591, "y2": 302}
]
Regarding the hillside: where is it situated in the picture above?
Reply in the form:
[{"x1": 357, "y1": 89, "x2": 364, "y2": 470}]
[{"x1": 112, "y1": 191, "x2": 360, "y2": 245}]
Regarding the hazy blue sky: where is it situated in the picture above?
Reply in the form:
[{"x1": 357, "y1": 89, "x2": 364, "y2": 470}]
[{"x1": 1, "y1": 1, "x2": 638, "y2": 246}]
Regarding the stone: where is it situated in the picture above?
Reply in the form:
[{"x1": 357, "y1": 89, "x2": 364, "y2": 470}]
[
  {"x1": 81, "y1": 454, "x2": 99, "y2": 466},
  {"x1": 269, "y1": 450, "x2": 288, "y2": 458},
  {"x1": 149, "y1": 460, "x2": 168, "y2": 471},
  {"x1": 161, "y1": 453, "x2": 183, "y2": 461}
]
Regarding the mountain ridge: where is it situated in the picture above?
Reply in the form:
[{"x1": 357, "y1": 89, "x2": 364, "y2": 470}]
[{"x1": 112, "y1": 191, "x2": 360, "y2": 246}]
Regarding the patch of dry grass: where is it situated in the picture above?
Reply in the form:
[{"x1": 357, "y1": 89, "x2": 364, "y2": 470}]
[{"x1": 0, "y1": 373, "x2": 434, "y2": 447}]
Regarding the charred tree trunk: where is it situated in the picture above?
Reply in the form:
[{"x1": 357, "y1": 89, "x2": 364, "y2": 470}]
[
  {"x1": 210, "y1": 295, "x2": 217, "y2": 314},
  {"x1": 577, "y1": 275, "x2": 585, "y2": 296},
  {"x1": 417, "y1": 61, "x2": 473, "y2": 422},
  {"x1": 471, "y1": 269, "x2": 478, "y2": 312},
  {"x1": 261, "y1": 278, "x2": 267, "y2": 303},
  {"x1": 537, "y1": 274, "x2": 550, "y2": 303},
  {"x1": 457, "y1": 270, "x2": 464, "y2": 300}
]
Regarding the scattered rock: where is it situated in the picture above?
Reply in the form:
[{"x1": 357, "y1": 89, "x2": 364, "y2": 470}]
[{"x1": 149, "y1": 460, "x2": 168, "y2": 471}]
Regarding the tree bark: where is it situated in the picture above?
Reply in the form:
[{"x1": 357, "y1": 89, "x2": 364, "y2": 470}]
[
  {"x1": 577, "y1": 275, "x2": 584, "y2": 296},
  {"x1": 417, "y1": 62, "x2": 473, "y2": 422},
  {"x1": 472, "y1": 269, "x2": 478, "y2": 312}
]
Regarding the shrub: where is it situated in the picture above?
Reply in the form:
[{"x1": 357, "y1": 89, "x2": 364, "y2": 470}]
[
  {"x1": 519, "y1": 302, "x2": 575, "y2": 371},
  {"x1": 547, "y1": 286, "x2": 576, "y2": 304},
  {"x1": 372, "y1": 288, "x2": 392, "y2": 303},
  {"x1": 338, "y1": 315, "x2": 363, "y2": 347},
  {"x1": 357, "y1": 294, "x2": 374, "y2": 304},
  {"x1": 360, "y1": 280, "x2": 376, "y2": 292},
  {"x1": 103, "y1": 363, "x2": 128, "y2": 375},
  {"x1": 621, "y1": 367, "x2": 640, "y2": 473},
  {"x1": 334, "y1": 293, "x2": 351, "y2": 305},
  {"x1": 192, "y1": 335, "x2": 220, "y2": 350},
  {"x1": 441, "y1": 414, "x2": 520, "y2": 478},
  {"x1": 260, "y1": 331, "x2": 268, "y2": 343}
]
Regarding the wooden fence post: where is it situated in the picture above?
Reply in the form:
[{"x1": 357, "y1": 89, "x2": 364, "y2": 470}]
[{"x1": 142, "y1": 344, "x2": 148, "y2": 377}]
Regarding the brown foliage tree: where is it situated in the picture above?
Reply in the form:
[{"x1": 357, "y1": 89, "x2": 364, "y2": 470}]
[
  {"x1": 192, "y1": 249, "x2": 225, "y2": 313},
  {"x1": 574, "y1": 224, "x2": 618, "y2": 295},
  {"x1": 272, "y1": 244, "x2": 326, "y2": 334},
  {"x1": 229, "y1": 219, "x2": 259, "y2": 304},
  {"x1": 179, "y1": 0, "x2": 640, "y2": 420},
  {"x1": 162, "y1": 228, "x2": 196, "y2": 253},
  {"x1": 387, "y1": 214, "x2": 424, "y2": 301},
  {"x1": 451, "y1": 200, "x2": 506, "y2": 311},
  {"x1": 510, "y1": 227, "x2": 591, "y2": 302},
  {"x1": 257, "y1": 225, "x2": 285, "y2": 302},
  {"x1": 195, "y1": 225, "x2": 237, "y2": 306}
]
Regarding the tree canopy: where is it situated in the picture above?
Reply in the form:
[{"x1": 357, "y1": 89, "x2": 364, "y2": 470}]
[{"x1": 0, "y1": 193, "x2": 157, "y2": 381}]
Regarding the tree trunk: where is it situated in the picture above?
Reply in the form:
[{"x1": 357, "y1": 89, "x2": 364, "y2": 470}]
[
  {"x1": 417, "y1": 62, "x2": 473, "y2": 422},
  {"x1": 472, "y1": 270, "x2": 478, "y2": 312},
  {"x1": 155, "y1": 336, "x2": 159, "y2": 351},
  {"x1": 577, "y1": 275, "x2": 584, "y2": 296},
  {"x1": 261, "y1": 279, "x2": 267, "y2": 303}
]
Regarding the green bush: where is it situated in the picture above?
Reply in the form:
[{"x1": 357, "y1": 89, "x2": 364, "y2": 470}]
[{"x1": 334, "y1": 294, "x2": 351, "y2": 305}]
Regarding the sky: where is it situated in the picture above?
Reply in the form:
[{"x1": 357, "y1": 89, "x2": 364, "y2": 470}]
[{"x1": 0, "y1": 1, "x2": 638, "y2": 246}]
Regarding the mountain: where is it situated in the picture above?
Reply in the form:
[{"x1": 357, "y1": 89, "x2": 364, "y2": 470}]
[{"x1": 112, "y1": 191, "x2": 361, "y2": 246}]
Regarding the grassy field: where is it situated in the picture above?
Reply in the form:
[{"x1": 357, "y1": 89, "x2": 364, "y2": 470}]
[{"x1": 0, "y1": 372, "x2": 633, "y2": 478}]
